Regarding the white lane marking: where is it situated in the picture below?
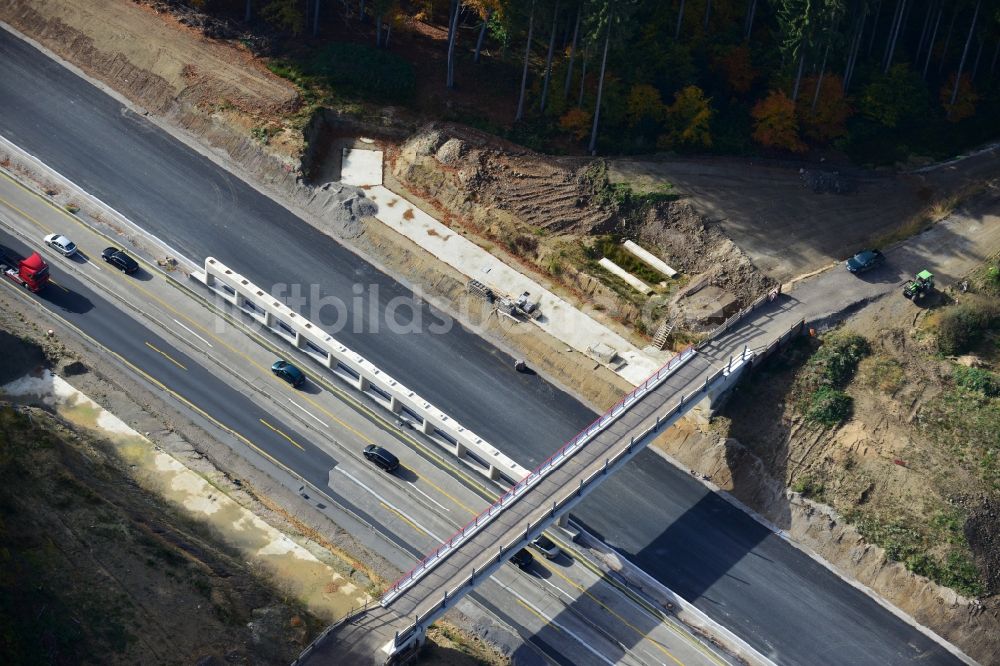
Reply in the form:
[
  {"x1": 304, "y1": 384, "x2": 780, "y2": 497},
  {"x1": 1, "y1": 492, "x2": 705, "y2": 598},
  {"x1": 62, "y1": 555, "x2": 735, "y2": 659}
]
[
  {"x1": 288, "y1": 398, "x2": 329, "y2": 428},
  {"x1": 509, "y1": 588, "x2": 617, "y2": 666},
  {"x1": 172, "y1": 318, "x2": 213, "y2": 348},
  {"x1": 336, "y1": 468, "x2": 445, "y2": 542},
  {"x1": 81, "y1": 256, "x2": 101, "y2": 270},
  {"x1": 539, "y1": 574, "x2": 575, "y2": 602},
  {"x1": 409, "y1": 481, "x2": 450, "y2": 512},
  {"x1": 77, "y1": 252, "x2": 101, "y2": 272}
]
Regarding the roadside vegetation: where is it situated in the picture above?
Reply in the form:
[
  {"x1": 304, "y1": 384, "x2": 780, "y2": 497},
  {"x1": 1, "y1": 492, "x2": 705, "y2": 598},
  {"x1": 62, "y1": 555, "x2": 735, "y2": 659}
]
[
  {"x1": 180, "y1": 0, "x2": 999, "y2": 164},
  {"x1": 723, "y1": 259, "x2": 1000, "y2": 599},
  {"x1": 793, "y1": 332, "x2": 870, "y2": 426},
  {"x1": 0, "y1": 404, "x2": 323, "y2": 663}
]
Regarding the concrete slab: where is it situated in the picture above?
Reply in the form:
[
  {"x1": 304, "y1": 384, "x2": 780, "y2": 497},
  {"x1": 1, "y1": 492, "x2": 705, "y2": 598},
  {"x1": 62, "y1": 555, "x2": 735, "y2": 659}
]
[
  {"x1": 342, "y1": 149, "x2": 662, "y2": 386},
  {"x1": 623, "y1": 239, "x2": 677, "y2": 278},
  {"x1": 598, "y1": 257, "x2": 652, "y2": 294},
  {"x1": 341, "y1": 148, "x2": 383, "y2": 187}
]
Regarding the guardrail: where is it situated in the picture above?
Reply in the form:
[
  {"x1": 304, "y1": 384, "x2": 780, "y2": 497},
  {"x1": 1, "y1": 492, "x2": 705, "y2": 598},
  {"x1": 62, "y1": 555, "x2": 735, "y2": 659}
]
[
  {"x1": 291, "y1": 599, "x2": 380, "y2": 666},
  {"x1": 381, "y1": 345, "x2": 697, "y2": 607},
  {"x1": 390, "y1": 344, "x2": 768, "y2": 649},
  {"x1": 699, "y1": 286, "x2": 782, "y2": 348},
  {"x1": 192, "y1": 257, "x2": 527, "y2": 485}
]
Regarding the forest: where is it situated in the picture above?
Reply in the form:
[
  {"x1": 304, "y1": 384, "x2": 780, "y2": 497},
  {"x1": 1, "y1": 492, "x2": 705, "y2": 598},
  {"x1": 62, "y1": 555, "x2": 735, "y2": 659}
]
[{"x1": 195, "y1": 0, "x2": 1000, "y2": 164}]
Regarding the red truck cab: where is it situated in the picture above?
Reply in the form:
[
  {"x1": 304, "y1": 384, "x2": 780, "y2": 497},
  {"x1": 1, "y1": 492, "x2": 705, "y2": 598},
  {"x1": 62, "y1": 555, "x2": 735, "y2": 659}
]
[{"x1": 2, "y1": 251, "x2": 50, "y2": 292}]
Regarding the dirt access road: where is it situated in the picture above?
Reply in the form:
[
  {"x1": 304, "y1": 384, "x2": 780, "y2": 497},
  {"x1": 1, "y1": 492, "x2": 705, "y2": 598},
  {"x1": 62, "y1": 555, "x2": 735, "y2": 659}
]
[{"x1": 610, "y1": 146, "x2": 1000, "y2": 282}]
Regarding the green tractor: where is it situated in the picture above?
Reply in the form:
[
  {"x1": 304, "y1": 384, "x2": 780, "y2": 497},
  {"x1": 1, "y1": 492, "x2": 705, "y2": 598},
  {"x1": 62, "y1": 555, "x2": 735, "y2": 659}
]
[{"x1": 903, "y1": 270, "x2": 934, "y2": 300}]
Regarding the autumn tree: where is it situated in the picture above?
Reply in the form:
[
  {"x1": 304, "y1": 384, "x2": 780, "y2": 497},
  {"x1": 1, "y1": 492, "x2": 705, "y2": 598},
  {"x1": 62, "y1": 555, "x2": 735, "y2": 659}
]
[
  {"x1": 626, "y1": 83, "x2": 665, "y2": 127},
  {"x1": 860, "y1": 63, "x2": 928, "y2": 127},
  {"x1": 941, "y1": 73, "x2": 978, "y2": 121},
  {"x1": 713, "y1": 44, "x2": 757, "y2": 94},
  {"x1": 559, "y1": 107, "x2": 592, "y2": 140},
  {"x1": 261, "y1": 0, "x2": 305, "y2": 33},
  {"x1": 660, "y1": 85, "x2": 714, "y2": 150},
  {"x1": 797, "y1": 74, "x2": 852, "y2": 142},
  {"x1": 751, "y1": 90, "x2": 805, "y2": 152}
]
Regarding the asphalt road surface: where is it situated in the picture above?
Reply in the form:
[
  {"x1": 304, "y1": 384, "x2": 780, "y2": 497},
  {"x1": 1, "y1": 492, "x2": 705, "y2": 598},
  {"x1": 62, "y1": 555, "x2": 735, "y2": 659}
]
[
  {"x1": 0, "y1": 28, "x2": 964, "y2": 665},
  {"x1": 0, "y1": 227, "x2": 432, "y2": 558}
]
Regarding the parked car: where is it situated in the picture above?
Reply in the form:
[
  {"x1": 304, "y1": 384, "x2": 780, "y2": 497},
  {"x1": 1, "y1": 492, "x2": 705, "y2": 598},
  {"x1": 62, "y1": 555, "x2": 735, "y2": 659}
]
[
  {"x1": 271, "y1": 359, "x2": 305, "y2": 388},
  {"x1": 845, "y1": 249, "x2": 884, "y2": 273},
  {"x1": 101, "y1": 246, "x2": 139, "y2": 273},
  {"x1": 510, "y1": 548, "x2": 534, "y2": 570},
  {"x1": 43, "y1": 234, "x2": 77, "y2": 257},
  {"x1": 363, "y1": 444, "x2": 399, "y2": 472},
  {"x1": 531, "y1": 534, "x2": 560, "y2": 559}
]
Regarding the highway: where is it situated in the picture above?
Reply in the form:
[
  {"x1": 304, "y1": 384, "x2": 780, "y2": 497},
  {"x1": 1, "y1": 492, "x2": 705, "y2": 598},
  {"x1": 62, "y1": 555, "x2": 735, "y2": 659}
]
[
  {"x1": 0, "y1": 26, "x2": 965, "y2": 665},
  {"x1": 0, "y1": 179, "x2": 735, "y2": 666}
]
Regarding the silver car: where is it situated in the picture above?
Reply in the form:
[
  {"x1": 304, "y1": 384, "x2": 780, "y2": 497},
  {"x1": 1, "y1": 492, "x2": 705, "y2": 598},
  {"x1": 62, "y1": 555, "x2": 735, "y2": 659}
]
[
  {"x1": 43, "y1": 233, "x2": 77, "y2": 257},
  {"x1": 531, "y1": 534, "x2": 560, "y2": 559}
]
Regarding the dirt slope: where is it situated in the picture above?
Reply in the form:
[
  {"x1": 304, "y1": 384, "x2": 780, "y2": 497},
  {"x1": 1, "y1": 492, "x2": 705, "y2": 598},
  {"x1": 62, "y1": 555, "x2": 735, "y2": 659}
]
[
  {"x1": 2, "y1": 0, "x2": 297, "y2": 114},
  {"x1": 389, "y1": 123, "x2": 773, "y2": 339},
  {"x1": 610, "y1": 148, "x2": 1000, "y2": 282}
]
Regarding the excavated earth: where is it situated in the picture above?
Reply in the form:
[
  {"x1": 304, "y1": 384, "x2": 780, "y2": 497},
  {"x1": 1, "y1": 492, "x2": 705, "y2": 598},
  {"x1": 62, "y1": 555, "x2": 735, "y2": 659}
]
[
  {"x1": 3, "y1": 2, "x2": 999, "y2": 662},
  {"x1": 388, "y1": 124, "x2": 773, "y2": 328}
]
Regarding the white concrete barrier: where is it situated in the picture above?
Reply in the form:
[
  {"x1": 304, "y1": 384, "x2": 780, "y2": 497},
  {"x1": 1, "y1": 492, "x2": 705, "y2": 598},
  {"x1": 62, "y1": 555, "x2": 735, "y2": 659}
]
[
  {"x1": 622, "y1": 240, "x2": 677, "y2": 278},
  {"x1": 193, "y1": 257, "x2": 527, "y2": 485},
  {"x1": 598, "y1": 257, "x2": 652, "y2": 294}
]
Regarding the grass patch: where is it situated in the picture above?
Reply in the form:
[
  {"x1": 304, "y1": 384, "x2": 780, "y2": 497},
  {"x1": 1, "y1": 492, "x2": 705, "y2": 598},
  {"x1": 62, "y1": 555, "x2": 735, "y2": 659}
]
[
  {"x1": 953, "y1": 366, "x2": 1000, "y2": 397},
  {"x1": 793, "y1": 333, "x2": 870, "y2": 426},
  {"x1": 919, "y1": 383, "x2": 1000, "y2": 491},
  {"x1": 971, "y1": 253, "x2": 1000, "y2": 296},
  {"x1": 851, "y1": 512, "x2": 985, "y2": 598},
  {"x1": 857, "y1": 355, "x2": 906, "y2": 393},
  {"x1": 806, "y1": 387, "x2": 853, "y2": 426},
  {"x1": 586, "y1": 160, "x2": 678, "y2": 212},
  {"x1": 585, "y1": 236, "x2": 669, "y2": 286},
  {"x1": 791, "y1": 474, "x2": 825, "y2": 499},
  {"x1": 935, "y1": 296, "x2": 1000, "y2": 355}
]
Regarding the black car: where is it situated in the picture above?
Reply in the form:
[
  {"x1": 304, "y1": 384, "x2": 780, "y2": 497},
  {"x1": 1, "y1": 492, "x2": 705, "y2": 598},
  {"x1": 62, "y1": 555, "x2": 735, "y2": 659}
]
[
  {"x1": 102, "y1": 247, "x2": 139, "y2": 274},
  {"x1": 845, "y1": 249, "x2": 884, "y2": 273},
  {"x1": 363, "y1": 445, "x2": 399, "y2": 472},
  {"x1": 271, "y1": 359, "x2": 305, "y2": 388},
  {"x1": 510, "y1": 548, "x2": 534, "y2": 570}
]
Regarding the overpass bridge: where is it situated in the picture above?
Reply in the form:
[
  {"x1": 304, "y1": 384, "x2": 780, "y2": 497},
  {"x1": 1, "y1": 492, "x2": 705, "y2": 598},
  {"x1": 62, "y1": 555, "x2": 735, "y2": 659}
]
[{"x1": 299, "y1": 296, "x2": 806, "y2": 665}]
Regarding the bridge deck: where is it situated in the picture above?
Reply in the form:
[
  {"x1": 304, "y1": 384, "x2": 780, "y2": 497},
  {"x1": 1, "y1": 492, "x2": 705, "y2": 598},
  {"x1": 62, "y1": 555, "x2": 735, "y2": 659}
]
[{"x1": 299, "y1": 296, "x2": 804, "y2": 664}]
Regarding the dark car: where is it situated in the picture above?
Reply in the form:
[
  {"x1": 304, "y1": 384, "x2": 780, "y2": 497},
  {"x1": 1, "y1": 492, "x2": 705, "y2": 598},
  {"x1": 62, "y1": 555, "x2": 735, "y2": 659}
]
[
  {"x1": 271, "y1": 359, "x2": 305, "y2": 388},
  {"x1": 510, "y1": 548, "x2": 534, "y2": 570},
  {"x1": 102, "y1": 247, "x2": 139, "y2": 274},
  {"x1": 846, "y1": 249, "x2": 885, "y2": 273},
  {"x1": 363, "y1": 445, "x2": 399, "y2": 472}
]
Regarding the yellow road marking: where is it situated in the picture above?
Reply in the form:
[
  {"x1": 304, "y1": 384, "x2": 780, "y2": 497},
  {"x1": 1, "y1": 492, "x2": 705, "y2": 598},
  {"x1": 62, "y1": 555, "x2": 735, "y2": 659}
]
[
  {"x1": 1, "y1": 275, "x2": 287, "y2": 477},
  {"x1": 47, "y1": 278, "x2": 68, "y2": 293},
  {"x1": 536, "y1": 557, "x2": 693, "y2": 666},
  {"x1": 380, "y1": 502, "x2": 426, "y2": 536},
  {"x1": 1, "y1": 170, "x2": 493, "y2": 505},
  {"x1": 412, "y1": 472, "x2": 477, "y2": 516},
  {"x1": 144, "y1": 341, "x2": 187, "y2": 370},
  {"x1": 0, "y1": 189, "x2": 52, "y2": 234},
  {"x1": 259, "y1": 418, "x2": 305, "y2": 451},
  {"x1": 516, "y1": 598, "x2": 558, "y2": 630}
]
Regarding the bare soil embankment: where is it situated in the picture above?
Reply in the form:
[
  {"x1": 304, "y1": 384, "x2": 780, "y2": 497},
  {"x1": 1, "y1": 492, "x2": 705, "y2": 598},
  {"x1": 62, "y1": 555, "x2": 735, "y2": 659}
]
[
  {"x1": 389, "y1": 123, "x2": 773, "y2": 344},
  {"x1": 0, "y1": 335, "x2": 320, "y2": 664},
  {"x1": 652, "y1": 259, "x2": 1000, "y2": 663}
]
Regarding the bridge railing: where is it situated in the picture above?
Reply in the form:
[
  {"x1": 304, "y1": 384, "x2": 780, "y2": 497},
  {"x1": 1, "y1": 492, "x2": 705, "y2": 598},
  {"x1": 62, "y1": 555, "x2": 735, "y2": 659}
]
[
  {"x1": 395, "y1": 342, "x2": 779, "y2": 647},
  {"x1": 699, "y1": 287, "x2": 781, "y2": 347},
  {"x1": 381, "y1": 345, "x2": 697, "y2": 606}
]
